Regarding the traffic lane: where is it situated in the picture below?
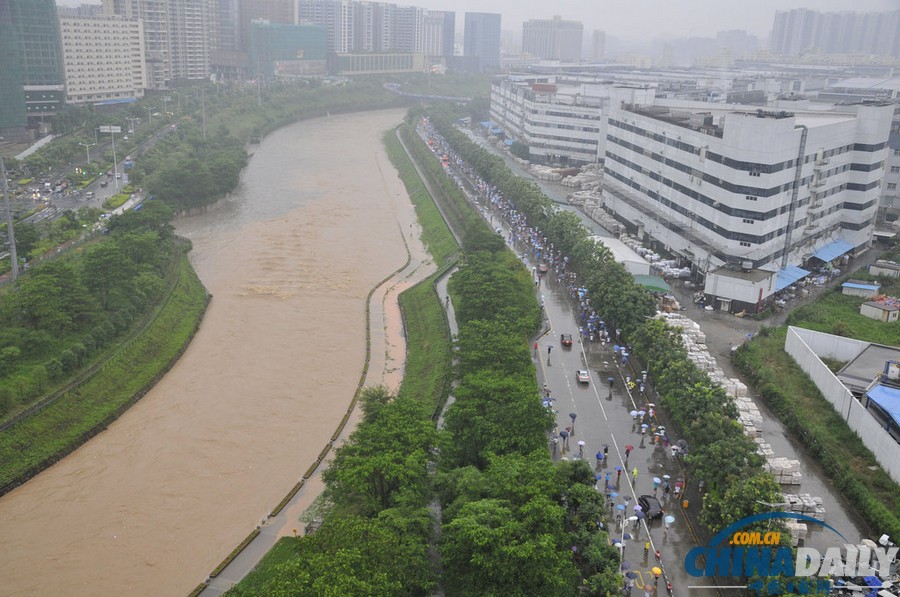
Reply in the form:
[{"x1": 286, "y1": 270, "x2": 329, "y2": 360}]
[{"x1": 534, "y1": 272, "x2": 713, "y2": 595}]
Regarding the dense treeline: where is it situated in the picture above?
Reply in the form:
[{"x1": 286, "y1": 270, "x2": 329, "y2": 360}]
[
  {"x1": 425, "y1": 105, "x2": 783, "y2": 534},
  {"x1": 0, "y1": 201, "x2": 178, "y2": 417}
]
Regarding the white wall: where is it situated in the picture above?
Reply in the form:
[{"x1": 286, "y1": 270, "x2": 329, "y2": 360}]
[{"x1": 785, "y1": 327, "x2": 900, "y2": 484}]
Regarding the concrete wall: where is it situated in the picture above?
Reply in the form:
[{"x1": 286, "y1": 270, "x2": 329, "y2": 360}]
[{"x1": 785, "y1": 326, "x2": 900, "y2": 484}]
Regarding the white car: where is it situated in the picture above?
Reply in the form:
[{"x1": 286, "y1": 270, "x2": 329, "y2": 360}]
[{"x1": 576, "y1": 370, "x2": 590, "y2": 384}]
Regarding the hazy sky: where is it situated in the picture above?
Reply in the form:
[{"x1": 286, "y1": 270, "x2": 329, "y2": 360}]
[
  {"x1": 57, "y1": 0, "x2": 899, "y2": 41},
  {"x1": 412, "y1": 0, "x2": 899, "y2": 40}
]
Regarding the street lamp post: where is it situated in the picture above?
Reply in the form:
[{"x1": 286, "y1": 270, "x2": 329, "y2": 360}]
[
  {"x1": 126, "y1": 117, "x2": 140, "y2": 134},
  {"x1": 109, "y1": 129, "x2": 119, "y2": 192},
  {"x1": 621, "y1": 516, "x2": 639, "y2": 563},
  {"x1": 144, "y1": 106, "x2": 156, "y2": 127},
  {"x1": 0, "y1": 155, "x2": 19, "y2": 281},
  {"x1": 78, "y1": 142, "x2": 95, "y2": 164}
]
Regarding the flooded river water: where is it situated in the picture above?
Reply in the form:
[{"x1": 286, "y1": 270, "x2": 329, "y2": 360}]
[{"x1": 0, "y1": 109, "x2": 415, "y2": 596}]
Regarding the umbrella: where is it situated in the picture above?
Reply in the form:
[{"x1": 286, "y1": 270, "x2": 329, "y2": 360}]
[
  {"x1": 630, "y1": 410, "x2": 638, "y2": 417},
  {"x1": 615, "y1": 466, "x2": 623, "y2": 472},
  {"x1": 569, "y1": 412, "x2": 577, "y2": 421},
  {"x1": 612, "y1": 538, "x2": 621, "y2": 545},
  {"x1": 663, "y1": 474, "x2": 671, "y2": 480},
  {"x1": 638, "y1": 410, "x2": 646, "y2": 416},
  {"x1": 617, "y1": 504, "x2": 626, "y2": 511},
  {"x1": 633, "y1": 505, "x2": 643, "y2": 512},
  {"x1": 626, "y1": 572, "x2": 639, "y2": 579},
  {"x1": 664, "y1": 515, "x2": 676, "y2": 526},
  {"x1": 647, "y1": 403, "x2": 656, "y2": 408},
  {"x1": 653, "y1": 477, "x2": 661, "y2": 484},
  {"x1": 641, "y1": 424, "x2": 649, "y2": 430},
  {"x1": 636, "y1": 511, "x2": 646, "y2": 520},
  {"x1": 609, "y1": 492, "x2": 619, "y2": 498},
  {"x1": 623, "y1": 533, "x2": 633, "y2": 540},
  {"x1": 625, "y1": 445, "x2": 634, "y2": 451},
  {"x1": 652, "y1": 566, "x2": 662, "y2": 576},
  {"x1": 621, "y1": 561, "x2": 631, "y2": 570},
  {"x1": 595, "y1": 473, "x2": 603, "y2": 480}
]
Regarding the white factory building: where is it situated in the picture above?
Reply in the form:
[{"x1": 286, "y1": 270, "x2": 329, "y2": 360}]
[
  {"x1": 489, "y1": 75, "x2": 605, "y2": 165},
  {"x1": 601, "y1": 89, "x2": 893, "y2": 311}
]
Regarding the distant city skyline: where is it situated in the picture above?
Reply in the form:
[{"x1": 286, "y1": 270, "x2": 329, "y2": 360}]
[{"x1": 54, "y1": 0, "x2": 899, "y2": 43}]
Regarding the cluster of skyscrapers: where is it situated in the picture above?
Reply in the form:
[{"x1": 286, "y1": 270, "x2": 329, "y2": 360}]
[{"x1": 770, "y1": 9, "x2": 900, "y2": 58}]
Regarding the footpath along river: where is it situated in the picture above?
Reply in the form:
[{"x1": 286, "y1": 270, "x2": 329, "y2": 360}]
[{"x1": 0, "y1": 109, "x2": 421, "y2": 596}]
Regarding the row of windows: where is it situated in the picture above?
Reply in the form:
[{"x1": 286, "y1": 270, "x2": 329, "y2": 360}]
[
  {"x1": 608, "y1": 133, "x2": 883, "y2": 199},
  {"x1": 608, "y1": 116, "x2": 888, "y2": 174}
]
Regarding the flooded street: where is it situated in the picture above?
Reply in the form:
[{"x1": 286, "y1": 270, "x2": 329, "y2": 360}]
[{"x1": 0, "y1": 109, "x2": 416, "y2": 596}]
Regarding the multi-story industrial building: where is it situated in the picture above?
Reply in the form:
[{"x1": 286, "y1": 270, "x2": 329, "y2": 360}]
[
  {"x1": 490, "y1": 75, "x2": 604, "y2": 165},
  {"x1": 521, "y1": 16, "x2": 583, "y2": 63},
  {"x1": 59, "y1": 14, "x2": 146, "y2": 105},
  {"x1": 602, "y1": 89, "x2": 894, "y2": 279},
  {"x1": 463, "y1": 12, "x2": 500, "y2": 72}
]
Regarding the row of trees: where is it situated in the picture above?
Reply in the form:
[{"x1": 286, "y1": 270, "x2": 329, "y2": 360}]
[
  {"x1": 439, "y1": 223, "x2": 620, "y2": 596},
  {"x1": 425, "y1": 106, "x2": 783, "y2": 535},
  {"x1": 0, "y1": 201, "x2": 178, "y2": 418}
]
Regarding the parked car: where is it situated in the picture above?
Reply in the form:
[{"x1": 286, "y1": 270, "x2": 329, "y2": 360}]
[
  {"x1": 575, "y1": 370, "x2": 590, "y2": 384},
  {"x1": 561, "y1": 333, "x2": 573, "y2": 347},
  {"x1": 638, "y1": 495, "x2": 664, "y2": 519}
]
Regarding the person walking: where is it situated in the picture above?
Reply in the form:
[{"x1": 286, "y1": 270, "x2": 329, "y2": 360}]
[
  {"x1": 577, "y1": 440, "x2": 586, "y2": 458},
  {"x1": 632, "y1": 466, "x2": 639, "y2": 483},
  {"x1": 625, "y1": 445, "x2": 633, "y2": 458}
]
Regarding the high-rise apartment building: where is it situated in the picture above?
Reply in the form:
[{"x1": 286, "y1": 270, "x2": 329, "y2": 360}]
[
  {"x1": 0, "y1": 0, "x2": 28, "y2": 140},
  {"x1": 298, "y1": 0, "x2": 424, "y2": 55},
  {"x1": 422, "y1": 10, "x2": 454, "y2": 58},
  {"x1": 59, "y1": 14, "x2": 147, "y2": 104},
  {"x1": 770, "y1": 9, "x2": 900, "y2": 58},
  {"x1": 463, "y1": 12, "x2": 500, "y2": 71},
  {"x1": 104, "y1": 0, "x2": 210, "y2": 89},
  {"x1": 590, "y1": 30, "x2": 605, "y2": 61},
  {"x1": 522, "y1": 15, "x2": 583, "y2": 62},
  {"x1": 239, "y1": 0, "x2": 294, "y2": 51}
]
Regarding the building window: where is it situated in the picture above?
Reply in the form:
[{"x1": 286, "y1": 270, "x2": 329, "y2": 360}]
[
  {"x1": 749, "y1": 169, "x2": 761, "y2": 177},
  {"x1": 892, "y1": 166, "x2": 900, "y2": 173},
  {"x1": 742, "y1": 218, "x2": 755, "y2": 224},
  {"x1": 745, "y1": 195, "x2": 757, "y2": 201},
  {"x1": 739, "y1": 241, "x2": 752, "y2": 247},
  {"x1": 888, "y1": 183, "x2": 898, "y2": 191}
]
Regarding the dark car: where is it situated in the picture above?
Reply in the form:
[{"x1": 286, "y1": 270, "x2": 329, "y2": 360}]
[
  {"x1": 561, "y1": 333, "x2": 573, "y2": 347},
  {"x1": 638, "y1": 495, "x2": 664, "y2": 519}
]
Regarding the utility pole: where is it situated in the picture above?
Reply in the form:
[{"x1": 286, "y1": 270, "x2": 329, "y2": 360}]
[
  {"x1": 144, "y1": 106, "x2": 156, "y2": 128},
  {"x1": 0, "y1": 156, "x2": 19, "y2": 281}
]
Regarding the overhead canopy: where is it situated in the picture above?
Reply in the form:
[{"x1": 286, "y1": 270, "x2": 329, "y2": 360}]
[
  {"x1": 775, "y1": 265, "x2": 810, "y2": 291},
  {"x1": 633, "y1": 274, "x2": 671, "y2": 293},
  {"x1": 866, "y1": 384, "x2": 900, "y2": 429},
  {"x1": 811, "y1": 239, "x2": 853, "y2": 263},
  {"x1": 842, "y1": 282, "x2": 879, "y2": 291}
]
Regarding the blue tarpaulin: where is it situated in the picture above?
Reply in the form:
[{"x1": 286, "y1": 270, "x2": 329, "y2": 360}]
[
  {"x1": 775, "y1": 265, "x2": 810, "y2": 291},
  {"x1": 866, "y1": 384, "x2": 900, "y2": 429},
  {"x1": 811, "y1": 239, "x2": 853, "y2": 263}
]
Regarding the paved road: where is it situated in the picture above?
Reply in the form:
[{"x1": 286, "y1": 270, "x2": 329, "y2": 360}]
[{"x1": 483, "y1": 213, "x2": 711, "y2": 597}]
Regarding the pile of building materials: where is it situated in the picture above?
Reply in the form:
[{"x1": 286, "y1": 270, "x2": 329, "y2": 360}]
[
  {"x1": 653, "y1": 260, "x2": 692, "y2": 279},
  {"x1": 766, "y1": 457, "x2": 803, "y2": 486},
  {"x1": 530, "y1": 165, "x2": 563, "y2": 181},
  {"x1": 568, "y1": 190, "x2": 598, "y2": 206},
  {"x1": 561, "y1": 165, "x2": 603, "y2": 189},
  {"x1": 784, "y1": 520, "x2": 808, "y2": 546},
  {"x1": 783, "y1": 493, "x2": 826, "y2": 521}
]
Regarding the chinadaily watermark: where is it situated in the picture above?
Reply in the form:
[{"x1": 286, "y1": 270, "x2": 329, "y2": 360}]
[{"x1": 684, "y1": 512, "x2": 898, "y2": 595}]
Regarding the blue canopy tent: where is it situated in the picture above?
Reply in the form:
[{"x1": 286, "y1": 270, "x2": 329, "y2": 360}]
[
  {"x1": 810, "y1": 239, "x2": 853, "y2": 263},
  {"x1": 775, "y1": 265, "x2": 810, "y2": 291},
  {"x1": 865, "y1": 384, "x2": 900, "y2": 432}
]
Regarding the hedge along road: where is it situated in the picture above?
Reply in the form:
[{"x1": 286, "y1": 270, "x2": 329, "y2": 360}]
[{"x1": 0, "y1": 109, "x2": 421, "y2": 597}]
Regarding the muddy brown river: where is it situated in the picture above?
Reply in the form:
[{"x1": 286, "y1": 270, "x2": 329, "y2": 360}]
[{"x1": 0, "y1": 109, "x2": 420, "y2": 596}]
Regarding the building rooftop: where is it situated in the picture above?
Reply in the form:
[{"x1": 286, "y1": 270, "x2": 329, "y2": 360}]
[
  {"x1": 839, "y1": 344, "x2": 900, "y2": 393},
  {"x1": 863, "y1": 301, "x2": 900, "y2": 312},
  {"x1": 710, "y1": 266, "x2": 774, "y2": 283}
]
